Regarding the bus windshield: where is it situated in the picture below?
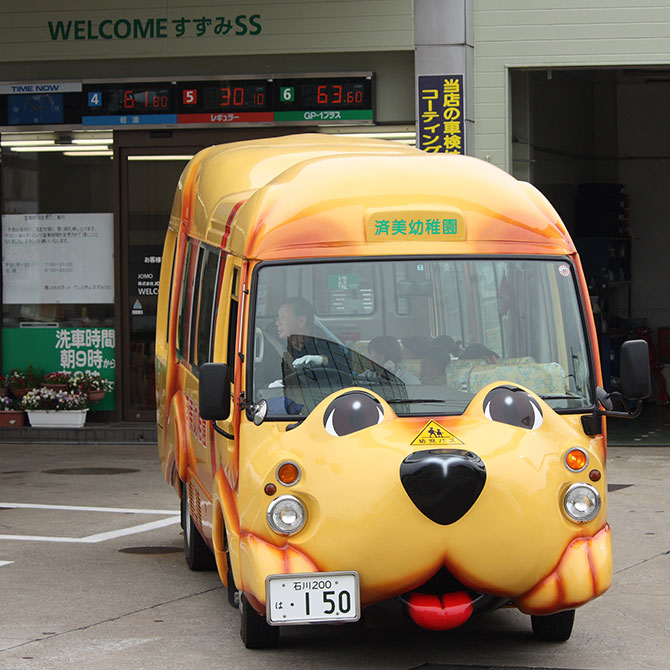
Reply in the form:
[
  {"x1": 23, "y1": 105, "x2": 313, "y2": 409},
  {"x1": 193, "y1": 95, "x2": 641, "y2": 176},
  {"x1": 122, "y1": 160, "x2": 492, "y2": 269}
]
[{"x1": 249, "y1": 258, "x2": 594, "y2": 419}]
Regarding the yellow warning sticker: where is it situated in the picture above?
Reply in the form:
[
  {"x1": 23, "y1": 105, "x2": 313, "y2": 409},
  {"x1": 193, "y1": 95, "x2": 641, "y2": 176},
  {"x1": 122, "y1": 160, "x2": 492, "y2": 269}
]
[{"x1": 410, "y1": 420, "x2": 463, "y2": 447}]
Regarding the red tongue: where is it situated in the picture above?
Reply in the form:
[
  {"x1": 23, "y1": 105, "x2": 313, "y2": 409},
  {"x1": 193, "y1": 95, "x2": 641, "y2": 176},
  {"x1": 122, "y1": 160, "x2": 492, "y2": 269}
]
[{"x1": 407, "y1": 591, "x2": 473, "y2": 631}]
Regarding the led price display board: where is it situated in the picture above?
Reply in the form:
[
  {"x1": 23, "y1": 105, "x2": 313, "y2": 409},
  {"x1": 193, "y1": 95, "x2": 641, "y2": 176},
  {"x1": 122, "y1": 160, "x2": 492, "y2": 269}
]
[
  {"x1": 82, "y1": 82, "x2": 177, "y2": 126},
  {"x1": 177, "y1": 79, "x2": 272, "y2": 124},
  {"x1": 274, "y1": 76, "x2": 373, "y2": 122},
  {"x1": 0, "y1": 75, "x2": 374, "y2": 128}
]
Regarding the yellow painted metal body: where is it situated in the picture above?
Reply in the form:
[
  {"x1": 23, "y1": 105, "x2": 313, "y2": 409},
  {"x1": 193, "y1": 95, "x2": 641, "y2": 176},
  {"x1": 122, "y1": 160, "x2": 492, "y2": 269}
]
[{"x1": 155, "y1": 134, "x2": 609, "y2": 623}]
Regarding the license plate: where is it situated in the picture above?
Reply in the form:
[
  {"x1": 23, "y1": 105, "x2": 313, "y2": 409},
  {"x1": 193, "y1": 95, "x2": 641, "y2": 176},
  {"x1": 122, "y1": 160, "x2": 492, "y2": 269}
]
[{"x1": 265, "y1": 571, "x2": 360, "y2": 625}]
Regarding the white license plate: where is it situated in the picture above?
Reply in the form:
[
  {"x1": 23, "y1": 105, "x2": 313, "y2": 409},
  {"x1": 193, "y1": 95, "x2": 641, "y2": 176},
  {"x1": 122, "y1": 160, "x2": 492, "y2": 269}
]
[{"x1": 265, "y1": 571, "x2": 360, "y2": 625}]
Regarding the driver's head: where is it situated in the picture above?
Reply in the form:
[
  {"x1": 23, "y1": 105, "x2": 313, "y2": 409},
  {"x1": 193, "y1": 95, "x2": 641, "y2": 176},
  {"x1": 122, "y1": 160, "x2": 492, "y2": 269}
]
[{"x1": 276, "y1": 297, "x2": 315, "y2": 339}]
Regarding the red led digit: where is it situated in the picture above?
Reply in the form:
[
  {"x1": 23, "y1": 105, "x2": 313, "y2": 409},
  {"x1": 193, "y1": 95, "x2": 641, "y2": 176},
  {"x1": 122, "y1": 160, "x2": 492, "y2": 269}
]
[
  {"x1": 220, "y1": 87, "x2": 230, "y2": 107},
  {"x1": 233, "y1": 87, "x2": 243, "y2": 106},
  {"x1": 332, "y1": 85, "x2": 342, "y2": 104},
  {"x1": 123, "y1": 90, "x2": 134, "y2": 109},
  {"x1": 317, "y1": 85, "x2": 328, "y2": 104}
]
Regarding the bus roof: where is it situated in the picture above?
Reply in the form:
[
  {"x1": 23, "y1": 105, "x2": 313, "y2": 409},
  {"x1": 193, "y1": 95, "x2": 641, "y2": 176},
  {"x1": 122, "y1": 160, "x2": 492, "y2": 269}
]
[{"x1": 170, "y1": 134, "x2": 574, "y2": 260}]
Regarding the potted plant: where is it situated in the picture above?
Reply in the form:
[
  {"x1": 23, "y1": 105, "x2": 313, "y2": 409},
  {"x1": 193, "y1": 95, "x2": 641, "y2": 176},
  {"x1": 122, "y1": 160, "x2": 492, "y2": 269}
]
[
  {"x1": 21, "y1": 387, "x2": 89, "y2": 428},
  {"x1": 70, "y1": 370, "x2": 112, "y2": 403},
  {"x1": 44, "y1": 370, "x2": 73, "y2": 391},
  {"x1": 6, "y1": 365, "x2": 43, "y2": 398},
  {"x1": 0, "y1": 395, "x2": 25, "y2": 427}
]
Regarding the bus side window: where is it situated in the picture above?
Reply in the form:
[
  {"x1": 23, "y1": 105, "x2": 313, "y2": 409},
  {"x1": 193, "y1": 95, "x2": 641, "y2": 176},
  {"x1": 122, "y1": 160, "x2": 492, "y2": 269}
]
[
  {"x1": 188, "y1": 246, "x2": 205, "y2": 364},
  {"x1": 226, "y1": 267, "x2": 240, "y2": 384},
  {"x1": 176, "y1": 242, "x2": 193, "y2": 361},
  {"x1": 196, "y1": 247, "x2": 222, "y2": 367}
]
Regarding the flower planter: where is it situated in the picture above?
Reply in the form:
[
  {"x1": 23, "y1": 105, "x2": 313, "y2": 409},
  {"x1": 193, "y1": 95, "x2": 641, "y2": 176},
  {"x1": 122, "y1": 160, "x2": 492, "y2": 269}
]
[
  {"x1": 0, "y1": 410, "x2": 25, "y2": 427},
  {"x1": 26, "y1": 409, "x2": 88, "y2": 428},
  {"x1": 87, "y1": 390, "x2": 106, "y2": 403},
  {"x1": 10, "y1": 387, "x2": 29, "y2": 399},
  {"x1": 44, "y1": 383, "x2": 69, "y2": 391}
]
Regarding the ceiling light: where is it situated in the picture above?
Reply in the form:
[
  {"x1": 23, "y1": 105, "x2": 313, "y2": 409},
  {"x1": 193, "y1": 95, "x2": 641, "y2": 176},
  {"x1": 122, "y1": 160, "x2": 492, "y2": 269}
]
[
  {"x1": 1, "y1": 139, "x2": 55, "y2": 147},
  {"x1": 62, "y1": 150, "x2": 113, "y2": 157},
  {"x1": 11, "y1": 145, "x2": 109, "y2": 153}
]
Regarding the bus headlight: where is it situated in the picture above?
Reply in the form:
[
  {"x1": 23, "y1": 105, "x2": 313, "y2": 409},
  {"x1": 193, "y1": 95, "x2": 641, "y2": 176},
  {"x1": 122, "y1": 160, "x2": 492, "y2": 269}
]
[
  {"x1": 267, "y1": 495, "x2": 306, "y2": 535},
  {"x1": 563, "y1": 483, "x2": 601, "y2": 523}
]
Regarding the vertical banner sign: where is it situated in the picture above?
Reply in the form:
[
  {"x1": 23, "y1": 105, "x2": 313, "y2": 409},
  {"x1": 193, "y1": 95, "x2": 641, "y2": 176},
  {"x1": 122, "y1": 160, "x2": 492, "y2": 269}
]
[{"x1": 417, "y1": 75, "x2": 465, "y2": 154}]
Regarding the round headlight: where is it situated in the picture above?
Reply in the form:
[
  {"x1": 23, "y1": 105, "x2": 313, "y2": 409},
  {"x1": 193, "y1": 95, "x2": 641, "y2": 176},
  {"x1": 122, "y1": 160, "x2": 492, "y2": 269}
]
[
  {"x1": 563, "y1": 483, "x2": 601, "y2": 523},
  {"x1": 266, "y1": 495, "x2": 306, "y2": 535}
]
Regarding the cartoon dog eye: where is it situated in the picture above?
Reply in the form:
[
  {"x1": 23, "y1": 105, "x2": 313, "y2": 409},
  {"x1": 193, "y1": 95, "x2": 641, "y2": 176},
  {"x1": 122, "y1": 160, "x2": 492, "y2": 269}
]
[
  {"x1": 483, "y1": 386, "x2": 543, "y2": 430},
  {"x1": 324, "y1": 391, "x2": 384, "y2": 437}
]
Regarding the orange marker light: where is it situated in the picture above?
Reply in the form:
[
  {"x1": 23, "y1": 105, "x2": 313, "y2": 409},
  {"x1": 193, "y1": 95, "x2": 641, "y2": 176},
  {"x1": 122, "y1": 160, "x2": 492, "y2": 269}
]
[
  {"x1": 565, "y1": 448, "x2": 588, "y2": 472},
  {"x1": 277, "y1": 461, "x2": 301, "y2": 486},
  {"x1": 264, "y1": 483, "x2": 277, "y2": 496}
]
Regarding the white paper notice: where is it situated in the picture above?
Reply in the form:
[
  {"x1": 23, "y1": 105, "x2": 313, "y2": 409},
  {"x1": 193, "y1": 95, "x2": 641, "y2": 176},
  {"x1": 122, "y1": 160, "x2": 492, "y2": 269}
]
[{"x1": 2, "y1": 213, "x2": 114, "y2": 304}]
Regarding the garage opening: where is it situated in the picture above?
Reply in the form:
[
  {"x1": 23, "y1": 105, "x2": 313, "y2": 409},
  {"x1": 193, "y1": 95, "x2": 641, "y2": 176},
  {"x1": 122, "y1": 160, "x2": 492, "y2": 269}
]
[{"x1": 510, "y1": 67, "x2": 670, "y2": 409}]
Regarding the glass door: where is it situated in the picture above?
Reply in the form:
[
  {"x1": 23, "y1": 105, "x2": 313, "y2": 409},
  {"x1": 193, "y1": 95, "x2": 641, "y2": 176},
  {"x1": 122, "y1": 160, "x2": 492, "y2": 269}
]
[
  {"x1": 121, "y1": 149, "x2": 190, "y2": 420},
  {"x1": 117, "y1": 128, "x2": 286, "y2": 421}
]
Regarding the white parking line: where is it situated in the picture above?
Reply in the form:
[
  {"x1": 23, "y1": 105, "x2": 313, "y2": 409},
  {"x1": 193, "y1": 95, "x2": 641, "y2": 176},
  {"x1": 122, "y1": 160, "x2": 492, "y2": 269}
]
[
  {"x1": 0, "y1": 560, "x2": 14, "y2": 567},
  {"x1": 0, "y1": 501, "x2": 180, "y2": 544},
  {"x1": 0, "y1": 502, "x2": 178, "y2": 515}
]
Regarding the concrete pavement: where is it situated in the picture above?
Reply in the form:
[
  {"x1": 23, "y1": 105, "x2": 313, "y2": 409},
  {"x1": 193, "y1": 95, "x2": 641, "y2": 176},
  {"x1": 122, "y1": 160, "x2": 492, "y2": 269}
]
[{"x1": 0, "y1": 442, "x2": 668, "y2": 669}]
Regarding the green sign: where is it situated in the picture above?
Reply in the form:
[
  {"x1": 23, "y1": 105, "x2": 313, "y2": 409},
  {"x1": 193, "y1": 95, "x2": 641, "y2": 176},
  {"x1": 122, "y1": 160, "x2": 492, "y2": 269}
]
[
  {"x1": 274, "y1": 110, "x2": 373, "y2": 122},
  {"x1": 2, "y1": 327, "x2": 116, "y2": 410},
  {"x1": 47, "y1": 15, "x2": 262, "y2": 41}
]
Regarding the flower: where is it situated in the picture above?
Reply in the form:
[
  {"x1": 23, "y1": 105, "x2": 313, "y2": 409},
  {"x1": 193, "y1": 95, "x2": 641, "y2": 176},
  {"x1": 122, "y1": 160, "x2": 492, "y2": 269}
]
[
  {"x1": 0, "y1": 395, "x2": 22, "y2": 411},
  {"x1": 7, "y1": 365, "x2": 43, "y2": 390},
  {"x1": 44, "y1": 371, "x2": 73, "y2": 385},
  {"x1": 70, "y1": 370, "x2": 112, "y2": 394},
  {"x1": 21, "y1": 387, "x2": 89, "y2": 411}
]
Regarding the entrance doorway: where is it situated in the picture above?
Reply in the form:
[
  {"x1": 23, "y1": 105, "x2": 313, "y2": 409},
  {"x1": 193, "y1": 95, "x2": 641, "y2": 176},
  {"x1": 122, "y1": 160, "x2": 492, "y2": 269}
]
[
  {"x1": 510, "y1": 67, "x2": 670, "y2": 407},
  {"x1": 116, "y1": 128, "x2": 290, "y2": 421}
]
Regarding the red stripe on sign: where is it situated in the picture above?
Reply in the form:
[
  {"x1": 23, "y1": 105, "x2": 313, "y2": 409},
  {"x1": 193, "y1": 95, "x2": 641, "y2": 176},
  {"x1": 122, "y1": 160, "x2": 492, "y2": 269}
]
[{"x1": 177, "y1": 112, "x2": 274, "y2": 124}]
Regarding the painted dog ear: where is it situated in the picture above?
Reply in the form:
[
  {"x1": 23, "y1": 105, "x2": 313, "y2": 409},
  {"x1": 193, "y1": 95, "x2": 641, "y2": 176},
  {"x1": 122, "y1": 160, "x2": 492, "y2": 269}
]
[
  {"x1": 323, "y1": 391, "x2": 384, "y2": 437},
  {"x1": 482, "y1": 386, "x2": 543, "y2": 430}
]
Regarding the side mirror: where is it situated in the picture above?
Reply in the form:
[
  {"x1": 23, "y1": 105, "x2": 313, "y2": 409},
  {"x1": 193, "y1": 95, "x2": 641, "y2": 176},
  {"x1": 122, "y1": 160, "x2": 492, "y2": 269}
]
[
  {"x1": 199, "y1": 362, "x2": 231, "y2": 421},
  {"x1": 619, "y1": 339, "x2": 651, "y2": 400}
]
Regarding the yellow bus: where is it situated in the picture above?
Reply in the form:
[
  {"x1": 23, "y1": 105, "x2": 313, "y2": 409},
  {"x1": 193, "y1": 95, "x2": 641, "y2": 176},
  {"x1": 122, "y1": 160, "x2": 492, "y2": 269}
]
[{"x1": 155, "y1": 134, "x2": 649, "y2": 648}]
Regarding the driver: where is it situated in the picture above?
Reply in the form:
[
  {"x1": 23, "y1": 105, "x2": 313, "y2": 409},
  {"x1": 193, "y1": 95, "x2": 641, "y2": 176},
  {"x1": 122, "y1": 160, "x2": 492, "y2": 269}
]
[{"x1": 269, "y1": 297, "x2": 334, "y2": 387}]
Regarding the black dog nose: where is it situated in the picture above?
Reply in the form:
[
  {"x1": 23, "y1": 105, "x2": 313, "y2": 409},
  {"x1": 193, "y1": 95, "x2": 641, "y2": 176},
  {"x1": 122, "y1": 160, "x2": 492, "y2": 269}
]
[{"x1": 400, "y1": 449, "x2": 486, "y2": 525}]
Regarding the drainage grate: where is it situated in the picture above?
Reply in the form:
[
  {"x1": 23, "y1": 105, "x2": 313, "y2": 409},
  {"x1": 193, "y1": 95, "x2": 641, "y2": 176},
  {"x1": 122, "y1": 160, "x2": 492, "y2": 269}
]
[
  {"x1": 119, "y1": 546, "x2": 183, "y2": 555},
  {"x1": 42, "y1": 467, "x2": 140, "y2": 475}
]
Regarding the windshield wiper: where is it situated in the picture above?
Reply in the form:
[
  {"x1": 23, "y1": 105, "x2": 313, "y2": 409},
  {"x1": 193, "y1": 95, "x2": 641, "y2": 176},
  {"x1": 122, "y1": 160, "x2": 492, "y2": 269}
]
[{"x1": 385, "y1": 398, "x2": 447, "y2": 404}]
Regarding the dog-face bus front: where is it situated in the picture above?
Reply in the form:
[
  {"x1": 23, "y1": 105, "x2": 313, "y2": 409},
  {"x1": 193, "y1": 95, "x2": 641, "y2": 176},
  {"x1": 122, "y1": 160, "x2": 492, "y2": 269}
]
[{"x1": 155, "y1": 135, "x2": 650, "y2": 648}]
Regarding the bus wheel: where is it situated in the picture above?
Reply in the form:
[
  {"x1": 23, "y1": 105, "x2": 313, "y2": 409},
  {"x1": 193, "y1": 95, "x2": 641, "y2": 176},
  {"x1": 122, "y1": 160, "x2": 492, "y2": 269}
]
[
  {"x1": 531, "y1": 609, "x2": 575, "y2": 641},
  {"x1": 182, "y1": 481, "x2": 216, "y2": 571},
  {"x1": 240, "y1": 593, "x2": 280, "y2": 649}
]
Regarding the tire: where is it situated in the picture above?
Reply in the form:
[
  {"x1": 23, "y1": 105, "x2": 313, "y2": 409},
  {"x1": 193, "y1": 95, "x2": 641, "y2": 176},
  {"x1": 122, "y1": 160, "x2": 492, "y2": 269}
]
[
  {"x1": 240, "y1": 593, "x2": 280, "y2": 649},
  {"x1": 531, "y1": 609, "x2": 575, "y2": 641},
  {"x1": 182, "y1": 481, "x2": 216, "y2": 571}
]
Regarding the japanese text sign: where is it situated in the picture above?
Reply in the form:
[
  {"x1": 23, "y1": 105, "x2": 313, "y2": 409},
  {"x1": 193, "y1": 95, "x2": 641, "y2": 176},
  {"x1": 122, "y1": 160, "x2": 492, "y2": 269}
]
[
  {"x1": 417, "y1": 74, "x2": 465, "y2": 154},
  {"x1": 365, "y1": 208, "x2": 466, "y2": 242},
  {"x1": 2, "y1": 213, "x2": 114, "y2": 305}
]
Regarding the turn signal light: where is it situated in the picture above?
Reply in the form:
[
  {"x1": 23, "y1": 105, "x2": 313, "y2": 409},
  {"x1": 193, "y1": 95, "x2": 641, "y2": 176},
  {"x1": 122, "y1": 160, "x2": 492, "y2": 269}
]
[
  {"x1": 277, "y1": 461, "x2": 301, "y2": 486},
  {"x1": 565, "y1": 448, "x2": 588, "y2": 472}
]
